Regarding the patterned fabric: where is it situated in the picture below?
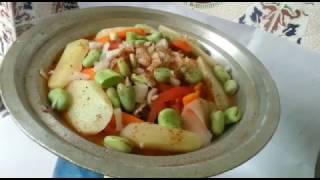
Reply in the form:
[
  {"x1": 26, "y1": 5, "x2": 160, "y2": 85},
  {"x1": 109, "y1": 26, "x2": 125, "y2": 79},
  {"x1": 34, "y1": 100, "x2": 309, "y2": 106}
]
[
  {"x1": 180, "y1": 2, "x2": 319, "y2": 48},
  {"x1": 0, "y1": 2, "x2": 15, "y2": 64},
  {"x1": 13, "y1": 2, "x2": 79, "y2": 36},
  {"x1": 183, "y1": 2, "x2": 222, "y2": 9},
  {"x1": 238, "y1": 2, "x2": 313, "y2": 45},
  {"x1": 0, "y1": 2, "x2": 15, "y2": 117},
  {"x1": 0, "y1": 2, "x2": 78, "y2": 117}
]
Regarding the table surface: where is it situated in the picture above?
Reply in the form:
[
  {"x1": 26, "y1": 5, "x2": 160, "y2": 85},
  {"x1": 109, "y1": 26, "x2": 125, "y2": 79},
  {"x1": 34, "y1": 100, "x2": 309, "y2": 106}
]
[{"x1": 1, "y1": 2, "x2": 320, "y2": 178}]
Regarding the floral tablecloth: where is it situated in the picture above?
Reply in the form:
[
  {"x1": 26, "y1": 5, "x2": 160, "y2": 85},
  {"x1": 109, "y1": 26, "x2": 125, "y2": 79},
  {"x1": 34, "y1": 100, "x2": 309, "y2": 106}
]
[{"x1": 181, "y1": 2, "x2": 320, "y2": 51}]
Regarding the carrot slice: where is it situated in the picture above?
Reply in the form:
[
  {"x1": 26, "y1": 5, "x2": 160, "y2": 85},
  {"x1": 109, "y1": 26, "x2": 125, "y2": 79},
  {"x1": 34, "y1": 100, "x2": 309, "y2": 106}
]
[
  {"x1": 194, "y1": 83, "x2": 203, "y2": 92},
  {"x1": 117, "y1": 28, "x2": 146, "y2": 40},
  {"x1": 182, "y1": 91, "x2": 200, "y2": 106},
  {"x1": 102, "y1": 112, "x2": 144, "y2": 136},
  {"x1": 170, "y1": 38, "x2": 192, "y2": 53},
  {"x1": 96, "y1": 36, "x2": 110, "y2": 44},
  {"x1": 131, "y1": 28, "x2": 145, "y2": 36},
  {"x1": 122, "y1": 112, "x2": 144, "y2": 126},
  {"x1": 81, "y1": 68, "x2": 95, "y2": 80}
]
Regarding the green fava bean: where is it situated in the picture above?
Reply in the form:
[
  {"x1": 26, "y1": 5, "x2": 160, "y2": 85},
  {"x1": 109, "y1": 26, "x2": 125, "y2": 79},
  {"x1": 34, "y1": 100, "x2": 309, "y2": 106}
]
[
  {"x1": 48, "y1": 88, "x2": 71, "y2": 111},
  {"x1": 134, "y1": 40, "x2": 147, "y2": 46},
  {"x1": 117, "y1": 83, "x2": 136, "y2": 112},
  {"x1": 225, "y1": 106, "x2": 242, "y2": 125},
  {"x1": 214, "y1": 65, "x2": 231, "y2": 83},
  {"x1": 126, "y1": 32, "x2": 145, "y2": 44},
  {"x1": 95, "y1": 69, "x2": 123, "y2": 88},
  {"x1": 154, "y1": 67, "x2": 171, "y2": 83},
  {"x1": 131, "y1": 73, "x2": 146, "y2": 85},
  {"x1": 146, "y1": 32, "x2": 162, "y2": 43},
  {"x1": 224, "y1": 79, "x2": 238, "y2": 95},
  {"x1": 210, "y1": 111, "x2": 225, "y2": 136},
  {"x1": 103, "y1": 136, "x2": 133, "y2": 153},
  {"x1": 182, "y1": 66, "x2": 203, "y2": 85},
  {"x1": 126, "y1": 32, "x2": 137, "y2": 42},
  {"x1": 158, "y1": 108, "x2": 182, "y2": 129},
  {"x1": 106, "y1": 87, "x2": 121, "y2": 108},
  {"x1": 117, "y1": 58, "x2": 131, "y2": 77},
  {"x1": 82, "y1": 49, "x2": 101, "y2": 68}
]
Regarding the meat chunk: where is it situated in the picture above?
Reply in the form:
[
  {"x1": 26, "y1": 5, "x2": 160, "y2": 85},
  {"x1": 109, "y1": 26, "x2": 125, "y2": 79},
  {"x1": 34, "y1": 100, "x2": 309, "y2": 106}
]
[{"x1": 136, "y1": 47, "x2": 151, "y2": 67}]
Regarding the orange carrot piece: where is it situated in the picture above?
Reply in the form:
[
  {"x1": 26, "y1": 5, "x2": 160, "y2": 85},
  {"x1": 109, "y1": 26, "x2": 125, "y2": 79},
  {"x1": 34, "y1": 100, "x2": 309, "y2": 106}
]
[
  {"x1": 81, "y1": 68, "x2": 95, "y2": 80},
  {"x1": 117, "y1": 28, "x2": 146, "y2": 40},
  {"x1": 182, "y1": 91, "x2": 200, "y2": 106},
  {"x1": 102, "y1": 112, "x2": 143, "y2": 136},
  {"x1": 194, "y1": 83, "x2": 203, "y2": 92},
  {"x1": 122, "y1": 112, "x2": 144, "y2": 126},
  {"x1": 194, "y1": 83, "x2": 203, "y2": 97},
  {"x1": 131, "y1": 28, "x2": 145, "y2": 36},
  {"x1": 117, "y1": 31, "x2": 127, "y2": 40},
  {"x1": 170, "y1": 38, "x2": 192, "y2": 53},
  {"x1": 96, "y1": 36, "x2": 110, "y2": 44}
]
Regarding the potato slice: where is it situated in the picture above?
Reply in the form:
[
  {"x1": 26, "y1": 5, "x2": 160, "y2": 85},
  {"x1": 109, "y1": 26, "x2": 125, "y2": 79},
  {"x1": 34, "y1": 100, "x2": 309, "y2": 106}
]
[
  {"x1": 66, "y1": 80, "x2": 113, "y2": 135},
  {"x1": 48, "y1": 39, "x2": 89, "y2": 89},
  {"x1": 197, "y1": 57, "x2": 229, "y2": 110},
  {"x1": 181, "y1": 98, "x2": 215, "y2": 146},
  {"x1": 120, "y1": 123, "x2": 203, "y2": 153}
]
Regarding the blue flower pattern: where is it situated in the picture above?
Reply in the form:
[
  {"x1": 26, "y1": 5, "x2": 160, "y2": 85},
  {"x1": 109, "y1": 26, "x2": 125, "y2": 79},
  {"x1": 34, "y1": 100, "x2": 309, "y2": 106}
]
[
  {"x1": 23, "y1": 2, "x2": 32, "y2": 10},
  {"x1": 239, "y1": 15, "x2": 246, "y2": 24},
  {"x1": 238, "y1": 3, "x2": 309, "y2": 45},
  {"x1": 282, "y1": 23, "x2": 299, "y2": 36},
  {"x1": 250, "y1": 7, "x2": 263, "y2": 23},
  {"x1": 297, "y1": 37, "x2": 302, "y2": 44}
]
